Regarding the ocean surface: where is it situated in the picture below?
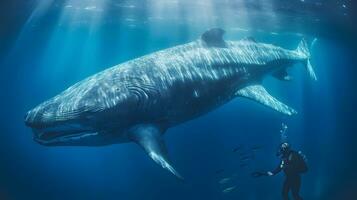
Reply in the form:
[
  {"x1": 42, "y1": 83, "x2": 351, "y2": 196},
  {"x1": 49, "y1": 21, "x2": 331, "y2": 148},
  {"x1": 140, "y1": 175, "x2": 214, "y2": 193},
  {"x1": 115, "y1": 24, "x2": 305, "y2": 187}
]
[{"x1": 0, "y1": 0, "x2": 356, "y2": 200}]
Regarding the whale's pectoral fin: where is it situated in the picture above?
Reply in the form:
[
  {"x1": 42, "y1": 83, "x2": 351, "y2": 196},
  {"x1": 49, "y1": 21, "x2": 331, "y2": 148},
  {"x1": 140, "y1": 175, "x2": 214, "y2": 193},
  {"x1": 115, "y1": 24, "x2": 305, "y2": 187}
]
[
  {"x1": 201, "y1": 28, "x2": 227, "y2": 48},
  {"x1": 235, "y1": 85, "x2": 297, "y2": 115},
  {"x1": 128, "y1": 124, "x2": 183, "y2": 179}
]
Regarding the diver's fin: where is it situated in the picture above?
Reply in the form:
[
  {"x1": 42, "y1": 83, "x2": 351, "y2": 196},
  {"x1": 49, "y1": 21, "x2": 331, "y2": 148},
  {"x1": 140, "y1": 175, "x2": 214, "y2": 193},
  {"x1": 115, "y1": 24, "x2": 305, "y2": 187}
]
[
  {"x1": 201, "y1": 28, "x2": 226, "y2": 48},
  {"x1": 242, "y1": 36, "x2": 256, "y2": 42},
  {"x1": 235, "y1": 85, "x2": 297, "y2": 115},
  {"x1": 128, "y1": 124, "x2": 183, "y2": 179},
  {"x1": 296, "y1": 38, "x2": 317, "y2": 81},
  {"x1": 272, "y1": 69, "x2": 292, "y2": 81}
]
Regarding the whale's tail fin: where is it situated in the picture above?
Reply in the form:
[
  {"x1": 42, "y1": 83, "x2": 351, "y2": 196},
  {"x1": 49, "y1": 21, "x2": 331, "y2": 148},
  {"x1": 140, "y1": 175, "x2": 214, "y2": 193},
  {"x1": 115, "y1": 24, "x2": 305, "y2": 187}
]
[{"x1": 296, "y1": 38, "x2": 317, "y2": 81}]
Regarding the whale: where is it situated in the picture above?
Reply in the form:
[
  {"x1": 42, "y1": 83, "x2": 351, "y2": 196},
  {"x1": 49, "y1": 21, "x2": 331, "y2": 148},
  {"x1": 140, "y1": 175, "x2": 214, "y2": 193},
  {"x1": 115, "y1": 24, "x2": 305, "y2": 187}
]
[{"x1": 24, "y1": 28, "x2": 316, "y2": 179}]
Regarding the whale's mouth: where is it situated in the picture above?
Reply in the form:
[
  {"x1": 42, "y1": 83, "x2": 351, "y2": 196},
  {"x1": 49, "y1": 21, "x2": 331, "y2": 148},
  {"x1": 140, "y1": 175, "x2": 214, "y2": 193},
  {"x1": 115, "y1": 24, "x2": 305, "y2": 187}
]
[{"x1": 32, "y1": 125, "x2": 98, "y2": 145}]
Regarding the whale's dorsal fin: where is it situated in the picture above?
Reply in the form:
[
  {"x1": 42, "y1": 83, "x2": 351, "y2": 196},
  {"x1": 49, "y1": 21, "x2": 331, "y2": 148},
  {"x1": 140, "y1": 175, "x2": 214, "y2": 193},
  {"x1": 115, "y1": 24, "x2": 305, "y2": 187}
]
[
  {"x1": 235, "y1": 85, "x2": 297, "y2": 115},
  {"x1": 201, "y1": 28, "x2": 226, "y2": 48},
  {"x1": 128, "y1": 124, "x2": 183, "y2": 179},
  {"x1": 242, "y1": 36, "x2": 256, "y2": 42}
]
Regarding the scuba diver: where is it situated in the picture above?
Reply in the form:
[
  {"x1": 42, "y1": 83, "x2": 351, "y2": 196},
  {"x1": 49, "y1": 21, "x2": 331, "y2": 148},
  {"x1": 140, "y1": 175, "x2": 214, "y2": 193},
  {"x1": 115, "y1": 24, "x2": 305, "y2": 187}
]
[{"x1": 252, "y1": 143, "x2": 308, "y2": 200}]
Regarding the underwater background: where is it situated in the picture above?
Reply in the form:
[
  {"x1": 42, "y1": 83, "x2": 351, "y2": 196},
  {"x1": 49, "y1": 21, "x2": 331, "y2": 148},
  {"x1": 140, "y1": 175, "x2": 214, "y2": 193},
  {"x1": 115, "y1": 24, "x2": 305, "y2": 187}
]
[{"x1": 0, "y1": 0, "x2": 356, "y2": 200}]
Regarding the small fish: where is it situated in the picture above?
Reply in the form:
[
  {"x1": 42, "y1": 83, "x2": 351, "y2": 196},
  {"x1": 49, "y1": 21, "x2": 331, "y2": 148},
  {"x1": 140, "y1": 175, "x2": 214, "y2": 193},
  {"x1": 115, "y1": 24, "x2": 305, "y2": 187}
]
[
  {"x1": 222, "y1": 186, "x2": 237, "y2": 194},
  {"x1": 251, "y1": 145, "x2": 263, "y2": 151},
  {"x1": 240, "y1": 155, "x2": 253, "y2": 161},
  {"x1": 231, "y1": 172, "x2": 239, "y2": 177},
  {"x1": 240, "y1": 163, "x2": 248, "y2": 168},
  {"x1": 219, "y1": 177, "x2": 231, "y2": 184},
  {"x1": 239, "y1": 152, "x2": 248, "y2": 156},
  {"x1": 233, "y1": 146, "x2": 242, "y2": 152}
]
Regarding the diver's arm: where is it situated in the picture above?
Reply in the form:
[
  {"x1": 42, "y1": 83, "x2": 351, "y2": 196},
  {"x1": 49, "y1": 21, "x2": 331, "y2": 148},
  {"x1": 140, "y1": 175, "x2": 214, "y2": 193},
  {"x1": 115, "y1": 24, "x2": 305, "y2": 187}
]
[
  {"x1": 252, "y1": 160, "x2": 284, "y2": 177},
  {"x1": 267, "y1": 160, "x2": 284, "y2": 176}
]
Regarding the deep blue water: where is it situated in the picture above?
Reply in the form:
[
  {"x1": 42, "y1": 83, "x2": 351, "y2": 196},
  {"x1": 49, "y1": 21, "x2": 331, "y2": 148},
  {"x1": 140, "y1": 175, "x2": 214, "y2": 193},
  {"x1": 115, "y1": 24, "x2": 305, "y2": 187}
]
[{"x1": 1, "y1": 0, "x2": 357, "y2": 200}]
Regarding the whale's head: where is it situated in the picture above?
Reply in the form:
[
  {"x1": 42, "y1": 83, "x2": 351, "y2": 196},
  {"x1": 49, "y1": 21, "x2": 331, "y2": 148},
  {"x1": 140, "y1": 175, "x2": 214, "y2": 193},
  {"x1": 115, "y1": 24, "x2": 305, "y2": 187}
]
[{"x1": 24, "y1": 98, "x2": 104, "y2": 146}]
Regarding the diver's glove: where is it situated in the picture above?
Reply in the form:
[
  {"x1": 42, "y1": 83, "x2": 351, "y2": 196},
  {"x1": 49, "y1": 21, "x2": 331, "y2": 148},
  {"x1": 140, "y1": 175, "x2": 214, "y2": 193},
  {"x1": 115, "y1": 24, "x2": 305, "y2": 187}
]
[{"x1": 251, "y1": 171, "x2": 268, "y2": 178}]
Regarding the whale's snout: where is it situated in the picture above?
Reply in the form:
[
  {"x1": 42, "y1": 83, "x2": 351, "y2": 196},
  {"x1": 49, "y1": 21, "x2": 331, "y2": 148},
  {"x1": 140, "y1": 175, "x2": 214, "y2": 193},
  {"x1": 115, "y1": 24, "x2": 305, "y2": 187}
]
[
  {"x1": 24, "y1": 105, "x2": 56, "y2": 128},
  {"x1": 24, "y1": 100, "x2": 100, "y2": 146},
  {"x1": 24, "y1": 109, "x2": 43, "y2": 128},
  {"x1": 24, "y1": 111, "x2": 31, "y2": 126},
  {"x1": 24, "y1": 106, "x2": 57, "y2": 143},
  {"x1": 24, "y1": 108, "x2": 51, "y2": 145}
]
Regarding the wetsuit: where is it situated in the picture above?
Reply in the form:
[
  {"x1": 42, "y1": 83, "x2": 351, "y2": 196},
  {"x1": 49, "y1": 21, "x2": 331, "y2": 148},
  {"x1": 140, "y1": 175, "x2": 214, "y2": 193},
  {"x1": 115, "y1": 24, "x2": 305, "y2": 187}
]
[{"x1": 269, "y1": 150, "x2": 303, "y2": 200}]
